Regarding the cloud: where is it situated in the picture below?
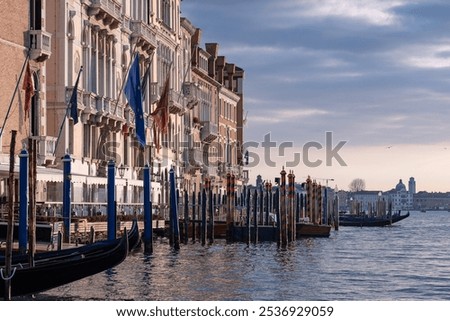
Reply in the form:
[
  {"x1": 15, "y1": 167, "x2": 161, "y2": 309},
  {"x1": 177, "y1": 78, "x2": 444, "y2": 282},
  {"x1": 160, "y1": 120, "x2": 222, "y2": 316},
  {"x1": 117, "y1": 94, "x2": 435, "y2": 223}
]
[
  {"x1": 265, "y1": 0, "x2": 407, "y2": 27},
  {"x1": 399, "y1": 42, "x2": 450, "y2": 69},
  {"x1": 250, "y1": 108, "x2": 330, "y2": 124},
  {"x1": 182, "y1": 0, "x2": 450, "y2": 191}
]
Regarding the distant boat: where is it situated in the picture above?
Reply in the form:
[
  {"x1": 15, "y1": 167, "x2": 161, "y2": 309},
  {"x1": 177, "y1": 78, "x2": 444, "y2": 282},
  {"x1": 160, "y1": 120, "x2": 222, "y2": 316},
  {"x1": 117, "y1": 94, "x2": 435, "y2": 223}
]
[
  {"x1": 0, "y1": 230, "x2": 128, "y2": 297},
  {"x1": 339, "y1": 211, "x2": 410, "y2": 227}
]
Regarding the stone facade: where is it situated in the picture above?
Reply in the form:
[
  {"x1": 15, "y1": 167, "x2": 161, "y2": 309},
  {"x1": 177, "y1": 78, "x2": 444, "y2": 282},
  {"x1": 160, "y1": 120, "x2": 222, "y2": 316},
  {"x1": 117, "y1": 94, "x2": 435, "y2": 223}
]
[{"x1": 0, "y1": 0, "x2": 245, "y2": 218}]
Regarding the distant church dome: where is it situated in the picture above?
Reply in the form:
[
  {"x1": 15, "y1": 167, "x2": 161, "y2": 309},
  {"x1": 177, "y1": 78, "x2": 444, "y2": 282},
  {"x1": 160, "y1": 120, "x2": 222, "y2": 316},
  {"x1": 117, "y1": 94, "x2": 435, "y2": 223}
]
[{"x1": 395, "y1": 179, "x2": 406, "y2": 192}]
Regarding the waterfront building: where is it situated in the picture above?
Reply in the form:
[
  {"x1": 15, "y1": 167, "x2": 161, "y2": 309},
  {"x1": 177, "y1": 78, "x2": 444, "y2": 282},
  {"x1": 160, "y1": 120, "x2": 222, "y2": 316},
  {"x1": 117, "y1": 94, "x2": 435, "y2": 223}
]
[
  {"x1": 408, "y1": 177, "x2": 416, "y2": 195},
  {"x1": 349, "y1": 190, "x2": 383, "y2": 213},
  {"x1": 413, "y1": 192, "x2": 450, "y2": 211},
  {"x1": 386, "y1": 179, "x2": 413, "y2": 211},
  {"x1": 0, "y1": 1, "x2": 245, "y2": 218},
  {"x1": 0, "y1": 0, "x2": 52, "y2": 209}
]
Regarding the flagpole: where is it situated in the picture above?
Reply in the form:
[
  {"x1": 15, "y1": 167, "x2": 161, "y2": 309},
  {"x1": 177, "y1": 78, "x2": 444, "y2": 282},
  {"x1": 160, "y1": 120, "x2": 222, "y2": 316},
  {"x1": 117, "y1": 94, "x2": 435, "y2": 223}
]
[
  {"x1": 113, "y1": 42, "x2": 138, "y2": 115},
  {"x1": 53, "y1": 66, "x2": 83, "y2": 157},
  {"x1": 0, "y1": 52, "x2": 30, "y2": 139}
]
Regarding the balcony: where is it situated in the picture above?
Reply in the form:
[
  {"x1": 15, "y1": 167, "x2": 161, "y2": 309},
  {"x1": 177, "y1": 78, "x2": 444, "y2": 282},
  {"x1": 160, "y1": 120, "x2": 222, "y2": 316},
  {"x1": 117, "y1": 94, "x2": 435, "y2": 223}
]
[
  {"x1": 31, "y1": 136, "x2": 57, "y2": 165},
  {"x1": 182, "y1": 83, "x2": 199, "y2": 110},
  {"x1": 131, "y1": 20, "x2": 157, "y2": 50},
  {"x1": 187, "y1": 148, "x2": 203, "y2": 169},
  {"x1": 200, "y1": 121, "x2": 218, "y2": 143},
  {"x1": 28, "y1": 30, "x2": 52, "y2": 62},
  {"x1": 169, "y1": 89, "x2": 183, "y2": 115},
  {"x1": 88, "y1": 0, "x2": 122, "y2": 29}
]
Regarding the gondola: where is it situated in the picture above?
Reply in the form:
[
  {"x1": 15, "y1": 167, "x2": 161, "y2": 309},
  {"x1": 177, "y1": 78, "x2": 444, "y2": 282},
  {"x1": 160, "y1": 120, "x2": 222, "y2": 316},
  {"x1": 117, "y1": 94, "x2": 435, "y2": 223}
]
[
  {"x1": 339, "y1": 211, "x2": 410, "y2": 227},
  {"x1": 0, "y1": 230, "x2": 128, "y2": 297},
  {"x1": 0, "y1": 219, "x2": 139, "y2": 266}
]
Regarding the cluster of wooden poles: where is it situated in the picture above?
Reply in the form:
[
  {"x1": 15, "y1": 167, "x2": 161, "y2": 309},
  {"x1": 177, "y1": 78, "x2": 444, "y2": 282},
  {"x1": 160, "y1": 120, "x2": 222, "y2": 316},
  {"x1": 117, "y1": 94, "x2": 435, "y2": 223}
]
[{"x1": 166, "y1": 167, "x2": 340, "y2": 250}]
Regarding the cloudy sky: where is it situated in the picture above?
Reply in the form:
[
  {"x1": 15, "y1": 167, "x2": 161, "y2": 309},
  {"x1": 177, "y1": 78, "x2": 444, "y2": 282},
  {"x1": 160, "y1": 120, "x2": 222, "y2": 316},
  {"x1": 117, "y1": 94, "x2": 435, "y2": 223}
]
[{"x1": 182, "y1": 0, "x2": 450, "y2": 192}]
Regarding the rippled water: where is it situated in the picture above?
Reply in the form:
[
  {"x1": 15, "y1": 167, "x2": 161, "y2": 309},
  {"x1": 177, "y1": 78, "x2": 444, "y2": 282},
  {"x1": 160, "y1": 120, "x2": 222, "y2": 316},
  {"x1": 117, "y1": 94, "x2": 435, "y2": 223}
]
[{"x1": 34, "y1": 211, "x2": 450, "y2": 300}]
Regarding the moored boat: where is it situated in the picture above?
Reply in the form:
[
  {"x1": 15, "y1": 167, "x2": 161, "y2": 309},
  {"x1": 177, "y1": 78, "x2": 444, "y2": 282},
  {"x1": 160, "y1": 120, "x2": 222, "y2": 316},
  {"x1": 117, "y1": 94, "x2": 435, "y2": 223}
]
[
  {"x1": 0, "y1": 219, "x2": 139, "y2": 266},
  {"x1": 0, "y1": 230, "x2": 128, "y2": 297},
  {"x1": 339, "y1": 211, "x2": 410, "y2": 227},
  {"x1": 296, "y1": 222, "x2": 331, "y2": 237}
]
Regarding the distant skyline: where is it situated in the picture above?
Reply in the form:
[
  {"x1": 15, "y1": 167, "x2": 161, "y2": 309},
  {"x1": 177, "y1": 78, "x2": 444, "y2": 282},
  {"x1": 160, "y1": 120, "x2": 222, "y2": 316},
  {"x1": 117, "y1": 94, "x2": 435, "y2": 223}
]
[{"x1": 182, "y1": 0, "x2": 450, "y2": 192}]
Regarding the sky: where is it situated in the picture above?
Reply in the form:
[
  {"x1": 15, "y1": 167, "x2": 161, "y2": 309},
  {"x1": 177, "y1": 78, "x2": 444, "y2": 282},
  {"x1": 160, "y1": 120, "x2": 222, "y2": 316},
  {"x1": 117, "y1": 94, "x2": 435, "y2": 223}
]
[{"x1": 181, "y1": 0, "x2": 450, "y2": 192}]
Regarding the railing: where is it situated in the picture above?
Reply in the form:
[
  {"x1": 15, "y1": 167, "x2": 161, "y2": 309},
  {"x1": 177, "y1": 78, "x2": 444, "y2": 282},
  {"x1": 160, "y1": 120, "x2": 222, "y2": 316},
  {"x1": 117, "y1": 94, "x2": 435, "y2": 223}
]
[
  {"x1": 28, "y1": 30, "x2": 52, "y2": 62},
  {"x1": 169, "y1": 89, "x2": 184, "y2": 114},
  {"x1": 187, "y1": 148, "x2": 203, "y2": 168},
  {"x1": 31, "y1": 136, "x2": 57, "y2": 165},
  {"x1": 131, "y1": 20, "x2": 157, "y2": 48},
  {"x1": 201, "y1": 121, "x2": 218, "y2": 142},
  {"x1": 90, "y1": 0, "x2": 122, "y2": 21},
  {"x1": 183, "y1": 83, "x2": 199, "y2": 109}
]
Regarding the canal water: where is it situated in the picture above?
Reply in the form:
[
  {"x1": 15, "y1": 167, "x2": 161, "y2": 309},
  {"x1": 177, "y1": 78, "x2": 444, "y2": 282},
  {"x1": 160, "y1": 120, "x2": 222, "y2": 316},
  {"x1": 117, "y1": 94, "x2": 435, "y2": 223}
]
[{"x1": 34, "y1": 211, "x2": 450, "y2": 300}]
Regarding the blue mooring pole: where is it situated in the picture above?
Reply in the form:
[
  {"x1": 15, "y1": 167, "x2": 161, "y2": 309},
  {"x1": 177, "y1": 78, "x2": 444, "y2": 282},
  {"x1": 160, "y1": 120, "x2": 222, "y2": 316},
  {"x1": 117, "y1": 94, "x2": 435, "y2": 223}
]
[
  {"x1": 143, "y1": 164, "x2": 153, "y2": 253},
  {"x1": 169, "y1": 168, "x2": 180, "y2": 250},
  {"x1": 18, "y1": 149, "x2": 28, "y2": 254},
  {"x1": 62, "y1": 154, "x2": 72, "y2": 243},
  {"x1": 107, "y1": 159, "x2": 116, "y2": 241}
]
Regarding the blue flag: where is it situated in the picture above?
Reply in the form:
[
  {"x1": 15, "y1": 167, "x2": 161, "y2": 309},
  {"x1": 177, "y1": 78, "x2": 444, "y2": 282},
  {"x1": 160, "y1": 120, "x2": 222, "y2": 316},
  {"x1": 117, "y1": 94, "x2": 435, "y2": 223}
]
[
  {"x1": 124, "y1": 54, "x2": 146, "y2": 147},
  {"x1": 70, "y1": 66, "x2": 83, "y2": 124}
]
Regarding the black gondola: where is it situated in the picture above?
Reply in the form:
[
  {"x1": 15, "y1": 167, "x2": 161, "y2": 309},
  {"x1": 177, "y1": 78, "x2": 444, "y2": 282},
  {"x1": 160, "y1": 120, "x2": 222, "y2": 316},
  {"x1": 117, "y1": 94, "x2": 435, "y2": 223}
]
[
  {"x1": 339, "y1": 211, "x2": 410, "y2": 227},
  {"x1": 0, "y1": 230, "x2": 128, "y2": 297},
  {"x1": 0, "y1": 219, "x2": 139, "y2": 266}
]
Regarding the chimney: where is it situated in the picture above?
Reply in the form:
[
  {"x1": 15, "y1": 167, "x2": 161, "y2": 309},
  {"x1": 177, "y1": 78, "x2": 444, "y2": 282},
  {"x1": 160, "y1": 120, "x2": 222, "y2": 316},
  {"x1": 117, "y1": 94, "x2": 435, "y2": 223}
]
[{"x1": 205, "y1": 43, "x2": 219, "y2": 78}]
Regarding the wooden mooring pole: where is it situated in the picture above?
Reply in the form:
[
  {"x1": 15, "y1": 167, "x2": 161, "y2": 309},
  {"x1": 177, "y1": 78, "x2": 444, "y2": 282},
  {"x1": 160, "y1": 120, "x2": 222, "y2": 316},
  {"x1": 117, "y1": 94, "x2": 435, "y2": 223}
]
[
  {"x1": 4, "y1": 130, "x2": 17, "y2": 300},
  {"x1": 280, "y1": 167, "x2": 287, "y2": 248}
]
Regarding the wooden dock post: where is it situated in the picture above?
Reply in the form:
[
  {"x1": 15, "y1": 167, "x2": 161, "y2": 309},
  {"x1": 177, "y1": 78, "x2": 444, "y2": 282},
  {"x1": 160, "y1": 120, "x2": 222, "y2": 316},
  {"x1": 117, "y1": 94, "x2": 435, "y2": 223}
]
[
  {"x1": 184, "y1": 190, "x2": 189, "y2": 245},
  {"x1": 246, "y1": 188, "x2": 251, "y2": 244},
  {"x1": 275, "y1": 186, "x2": 280, "y2": 246},
  {"x1": 192, "y1": 191, "x2": 196, "y2": 242},
  {"x1": 28, "y1": 137, "x2": 36, "y2": 265},
  {"x1": 280, "y1": 167, "x2": 287, "y2": 248},
  {"x1": 4, "y1": 130, "x2": 16, "y2": 301},
  {"x1": 226, "y1": 173, "x2": 232, "y2": 241},
  {"x1": 264, "y1": 181, "x2": 270, "y2": 225},
  {"x1": 318, "y1": 184, "x2": 323, "y2": 225},
  {"x1": 143, "y1": 164, "x2": 153, "y2": 253},
  {"x1": 208, "y1": 186, "x2": 214, "y2": 244},
  {"x1": 306, "y1": 176, "x2": 312, "y2": 223},
  {"x1": 288, "y1": 170, "x2": 295, "y2": 242},
  {"x1": 18, "y1": 148, "x2": 28, "y2": 254},
  {"x1": 253, "y1": 189, "x2": 258, "y2": 243},
  {"x1": 201, "y1": 188, "x2": 207, "y2": 246},
  {"x1": 312, "y1": 180, "x2": 318, "y2": 224},
  {"x1": 334, "y1": 195, "x2": 339, "y2": 230},
  {"x1": 169, "y1": 168, "x2": 180, "y2": 250}
]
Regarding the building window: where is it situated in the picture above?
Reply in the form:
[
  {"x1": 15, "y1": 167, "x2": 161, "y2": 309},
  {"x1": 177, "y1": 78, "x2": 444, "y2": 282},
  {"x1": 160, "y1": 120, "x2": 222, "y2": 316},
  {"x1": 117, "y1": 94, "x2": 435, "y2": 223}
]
[{"x1": 161, "y1": 0, "x2": 171, "y2": 28}]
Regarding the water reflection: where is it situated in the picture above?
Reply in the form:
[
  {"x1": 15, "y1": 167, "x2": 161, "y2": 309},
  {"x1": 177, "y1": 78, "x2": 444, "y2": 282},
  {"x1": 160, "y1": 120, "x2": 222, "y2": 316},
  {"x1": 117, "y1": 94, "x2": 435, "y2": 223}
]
[{"x1": 33, "y1": 212, "x2": 450, "y2": 301}]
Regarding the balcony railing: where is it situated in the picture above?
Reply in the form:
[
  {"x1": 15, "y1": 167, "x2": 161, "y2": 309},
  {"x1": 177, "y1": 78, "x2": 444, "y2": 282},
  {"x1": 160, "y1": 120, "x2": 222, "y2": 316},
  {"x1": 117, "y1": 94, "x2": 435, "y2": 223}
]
[
  {"x1": 31, "y1": 136, "x2": 57, "y2": 165},
  {"x1": 131, "y1": 20, "x2": 157, "y2": 49},
  {"x1": 89, "y1": 0, "x2": 122, "y2": 29},
  {"x1": 28, "y1": 30, "x2": 52, "y2": 62},
  {"x1": 182, "y1": 83, "x2": 199, "y2": 110},
  {"x1": 169, "y1": 89, "x2": 184, "y2": 115},
  {"x1": 201, "y1": 121, "x2": 218, "y2": 143}
]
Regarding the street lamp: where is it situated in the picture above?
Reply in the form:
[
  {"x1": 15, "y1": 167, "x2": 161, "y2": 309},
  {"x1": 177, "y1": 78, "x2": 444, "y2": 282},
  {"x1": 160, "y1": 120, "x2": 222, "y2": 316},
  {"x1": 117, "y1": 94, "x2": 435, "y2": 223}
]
[
  {"x1": 118, "y1": 164, "x2": 128, "y2": 205},
  {"x1": 118, "y1": 164, "x2": 127, "y2": 178}
]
